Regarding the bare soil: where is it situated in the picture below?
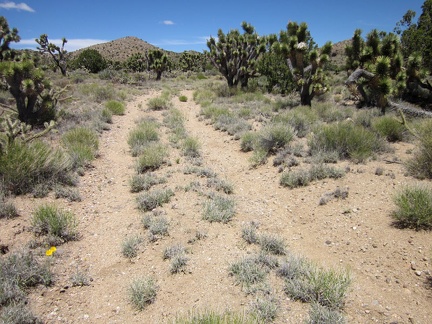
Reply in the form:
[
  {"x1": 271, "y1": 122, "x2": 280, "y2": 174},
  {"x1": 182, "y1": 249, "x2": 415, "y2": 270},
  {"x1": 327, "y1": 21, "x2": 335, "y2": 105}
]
[{"x1": 2, "y1": 86, "x2": 432, "y2": 323}]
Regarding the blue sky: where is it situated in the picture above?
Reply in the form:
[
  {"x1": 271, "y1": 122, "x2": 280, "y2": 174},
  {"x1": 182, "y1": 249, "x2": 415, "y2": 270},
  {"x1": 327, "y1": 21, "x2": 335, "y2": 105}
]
[{"x1": 1, "y1": 1, "x2": 425, "y2": 53}]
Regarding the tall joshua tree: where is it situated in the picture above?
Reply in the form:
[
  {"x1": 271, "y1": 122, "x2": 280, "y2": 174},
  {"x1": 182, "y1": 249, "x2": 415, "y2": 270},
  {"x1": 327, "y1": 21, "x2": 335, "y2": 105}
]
[
  {"x1": 345, "y1": 29, "x2": 406, "y2": 113},
  {"x1": 207, "y1": 21, "x2": 266, "y2": 88},
  {"x1": 36, "y1": 34, "x2": 68, "y2": 76},
  {"x1": 147, "y1": 49, "x2": 169, "y2": 80},
  {"x1": 271, "y1": 22, "x2": 332, "y2": 106}
]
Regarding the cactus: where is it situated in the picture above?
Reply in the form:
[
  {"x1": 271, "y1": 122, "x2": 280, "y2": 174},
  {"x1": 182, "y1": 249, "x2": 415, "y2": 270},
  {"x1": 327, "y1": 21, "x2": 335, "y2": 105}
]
[
  {"x1": 146, "y1": 49, "x2": 169, "y2": 80},
  {"x1": 271, "y1": 22, "x2": 332, "y2": 106},
  {"x1": 36, "y1": 34, "x2": 68, "y2": 76},
  {"x1": 0, "y1": 116, "x2": 55, "y2": 155},
  {"x1": 207, "y1": 21, "x2": 266, "y2": 88}
]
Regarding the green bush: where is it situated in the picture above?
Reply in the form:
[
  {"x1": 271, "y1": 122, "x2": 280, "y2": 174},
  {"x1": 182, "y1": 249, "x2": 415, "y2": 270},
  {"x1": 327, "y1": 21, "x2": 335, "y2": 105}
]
[
  {"x1": 284, "y1": 265, "x2": 351, "y2": 310},
  {"x1": 128, "y1": 120, "x2": 159, "y2": 157},
  {"x1": 179, "y1": 95, "x2": 188, "y2": 102},
  {"x1": 182, "y1": 136, "x2": 201, "y2": 158},
  {"x1": 309, "y1": 122, "x2": 386, "y2": 162},
  {"x1": 229, "y1": 257, "x2": 268, "y2": 292},
  {"x1": 31, "y1": 204, "x2": 78, "y2": 243},
  {"x1": 101, "y1": 107, "x2": 113, "y2": 124},
  {"x1": 258, "y1": 234, "x2": 287, "y2": 255},
  {"x1": 61, "y1": 127, "x2": 99, "y2": 168},
  {"x1": 240, "y1": 132, "x2": 258, "y2": 152},
  {"x1": 72, "y1": 48, "x2": 107, "y2": 73},
  {"x1": 0, "y1": 141, "x2": 72, "y2": 194},
  {"x1": 280, "y1": 169, "x2": 311, "y2": 189},
  {"x1": 371, "y1": 116, "x2": 406, "y2": 142},
  {"x1": 105, "y1": 100, "x2": 125, "y2": 115},
  {"x1": 308, "y1": 303, "x2": 346, "y2": 324},
  {"x1": 147, "y1": 96, "x2": 171, "y2": 110},
  {"x1": 392, "y1": 184, "x2": 432, "y2": 230},
  {"x1": 255, "y1": 123, "x2": 294, "y2": 155},
  {"x1": 406, "y1": 120, "x2": 432, "y2": 179},
  {"x1": 136, "y1": 143, "x2": 167, "y2": 172}
]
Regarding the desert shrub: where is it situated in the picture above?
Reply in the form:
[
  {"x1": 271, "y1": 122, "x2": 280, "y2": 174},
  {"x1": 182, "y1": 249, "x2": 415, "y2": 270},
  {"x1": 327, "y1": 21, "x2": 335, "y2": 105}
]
[
  {"x1": 240, "y1": 132, "x2": 258, "y2": 152},
  {"x1": 406, "y1": 120, "x2": 432, "y2": 179},
  {"x1": 0, "y1": 141, "x2": 72, "y2": 194},
  {"x1": 258, "y1": 234, "x2": 287, "y2": 255},
  {"x1": 284, "y1": 265, "x2": 351, "y2": 310},
  {"x1": 78, "y1": 83, "x2": 116, "y2": 102},
  {"x1": 0, "y1": 302, "x2": 40, "y2": 324},
  {"x1": 61, "y1": 127, "x2": 99, "y2": 168},
  {"x1": 391, "y1": 184, "x2": 432, "y2": 230},
  {"x1": 207, "y1": 178, "x2": 233, "y2": 194},
  {"x1": 136, "y1": 143, "x2": 167, "y2": 172},
  {"x1": 315, "y1": 102, "x2": 353, "y2": 122},
  {"x1": 130, "y1": 173, "x2": 166, "y2": 193},
  {"x1": 242, "y1": 222, "x2": 259, "y2": 244},
  {"x1": 308, "y1": 303, "x2": 346, "y2": 324},
  {"x1": 174, "y1": 309, "x2": 255, "y2": 323},
  {"x1": 128, "y1": 120, "x2": 159, "y2": 157},
  {"x1": 250, "y1": 294, "x2": 279, "y2": 322},
  {"x1": 142, "y1": 213, "x2": 169, "y2": 239},
  {"x1": 0, "y1": 249, "x2": 52, "y2": 310},
  {"x1": 31, "y1": 204, "x2": 78, "y2": 243},
  {"x1": 101, "y1": 107, "x2": 113, "y2": 124},
  {"x1": 184, "y1": 166, "x2": 216, "y2": 178},
  {"x1": 229, "y1": 257, "x2": 268, "y2": 293},
  {"x1": 0, "y1": 193, "x2": 18, "y2": 219},
  {"x1": 273, "y1": 106, "x2": 318, "y2": 138},
  {"x1": 121, "y1": 236, "x2": 143, "y2": 259},
  {"x1": 280, "y1": 165, "x2": 344, "y2": 189},
  {"x1": 193, "y1": 87, "x2": 217, "y2": 106},
  {"x1": 309, "y1": 122, "x2": 386, "y2": 162},
  {"x1": 200, "y1": 105, "x2": 232, "y2": 124},
  {"x1": 202, "y1": 195, "x2": 235, "y2": 223},
  {"x1": 147, "y1": 96, "x2": 171, "y2": 110},
  {"x1": 179, "y1": 95, "x2": 188, "y2": 102},
  {"x1": 105, "y1": 100, "x2": 125, "y2": 115},
  {"x1": 255, "y1": 123, "x2": 294, "y2": 155},
  {"x1": 371, "y1": 116, "x2": 406, "y2": 142},
  {"x1": 353, "y1": 108, "x2": 381, "y2": 128},
  {"x1": 280, "y1": 169, "x2": 311, "y2": 189},
  {"x1": 163, "y1": 244, "x2": 189, "y2": 274},
  {"x1": 54, "y1": 186, "x2": 81, "y2": 202},
  {"x1": 182, "y1": 136, "x2": 201, "y2": 158},
  {"x1": 128, "y1": 277, "x2": 157, "y2": 311},
  {"x1": 70, "y1": 268, "x2": 91, "y2": 287},
  {"x1": 137, "y1": 188, "x2": 174, "y2": 212},
  {"x1": 277, "y1": 254, "x2": 312, "y2": 280}
]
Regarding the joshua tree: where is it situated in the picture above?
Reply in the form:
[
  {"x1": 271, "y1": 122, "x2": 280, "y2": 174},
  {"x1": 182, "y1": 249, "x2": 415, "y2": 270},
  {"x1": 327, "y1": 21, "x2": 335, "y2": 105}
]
[
  {"x1": 207, "y1": 21, "x2": 266, "y2": 88},
  {"x1": 0, "y1": 55, "x2": 59, "y2": 124},
  {"x1": 271, "y1": 22, "x2": 332, "y2": 106},
  {"x1": 36, "y1": 34, "x2": 68, "y2": 76},
  {"x1": 0, "y1": 16, "x2": 20, "y2": 61},
  {"x1": 179, "y1": 51, "x2": 207, "y2": 72},
  {"x1": 125, "y1": 53, "x2": 147, "y2": 72},
  {"x1": 345, "y1": 29, "x2": 406, "y2": 113},
  {"x1": 147, "y1": 49, "x2": 169, "y2": 80}
]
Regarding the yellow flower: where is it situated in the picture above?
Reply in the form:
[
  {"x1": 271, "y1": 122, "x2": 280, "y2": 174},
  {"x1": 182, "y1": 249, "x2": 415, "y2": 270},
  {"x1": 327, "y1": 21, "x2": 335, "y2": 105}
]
[{"x1": 45, "y1": 246, "x2": 57, "y2": 256}]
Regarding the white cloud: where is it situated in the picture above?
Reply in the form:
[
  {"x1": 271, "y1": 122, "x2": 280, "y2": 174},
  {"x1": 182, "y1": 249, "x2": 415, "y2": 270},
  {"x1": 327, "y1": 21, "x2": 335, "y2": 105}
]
[
  {"x1": 16, "y1": 38, "x2": 108, "y2": 51},
  {"x1": 0, "y1": 2, "x2": 34, "y2": 12},
  {"x1": 162, "y1": 20, "x2": 174, "y2": 25}
]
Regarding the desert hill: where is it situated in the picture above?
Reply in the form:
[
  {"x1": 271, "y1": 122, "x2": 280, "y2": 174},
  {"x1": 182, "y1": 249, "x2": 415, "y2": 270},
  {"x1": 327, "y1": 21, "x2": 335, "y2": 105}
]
[{"x1": 71, "y1": 36, "x2": 179, "y2": 63}]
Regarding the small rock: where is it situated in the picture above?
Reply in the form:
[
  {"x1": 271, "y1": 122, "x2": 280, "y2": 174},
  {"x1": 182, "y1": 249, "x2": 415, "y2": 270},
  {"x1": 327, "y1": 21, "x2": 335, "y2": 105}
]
[{"x1": 415, "y1": 270, "x2": 422, "y2": 276}]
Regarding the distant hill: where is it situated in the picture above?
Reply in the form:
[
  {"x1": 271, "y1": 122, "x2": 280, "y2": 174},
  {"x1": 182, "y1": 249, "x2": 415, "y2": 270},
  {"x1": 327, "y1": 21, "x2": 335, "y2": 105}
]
[
  {"x1": 70, "y1": 36, "x2": 178, "y2": 63},
  {"x1": 330, "y1": 39, "x2": 350, "y2": 69}
]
